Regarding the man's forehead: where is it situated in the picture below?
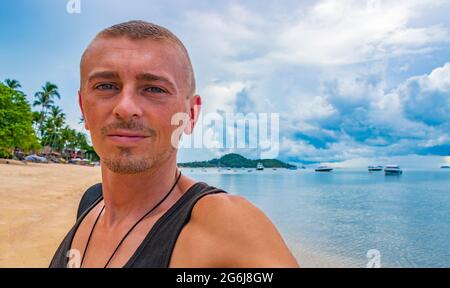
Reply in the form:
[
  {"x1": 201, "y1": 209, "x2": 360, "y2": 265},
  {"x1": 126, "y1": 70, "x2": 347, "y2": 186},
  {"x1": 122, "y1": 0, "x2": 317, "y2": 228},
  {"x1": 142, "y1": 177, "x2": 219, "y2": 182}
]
[
  {"x1": 80, "y1": 37, "x2": 189, "y2": 88},
  {"x1": 81, "y1": 37, "x2": 184, "y2": 68},
  {"x1": 80, "y1": 35, "x2": 194, "y2": 95}
]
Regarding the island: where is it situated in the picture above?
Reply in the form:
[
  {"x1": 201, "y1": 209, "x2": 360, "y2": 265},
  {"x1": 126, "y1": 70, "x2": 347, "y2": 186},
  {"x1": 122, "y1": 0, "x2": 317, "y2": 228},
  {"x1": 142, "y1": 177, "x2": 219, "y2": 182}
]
[{"x1": 178, "y1": 153, "x2": 297, "y2": 169}]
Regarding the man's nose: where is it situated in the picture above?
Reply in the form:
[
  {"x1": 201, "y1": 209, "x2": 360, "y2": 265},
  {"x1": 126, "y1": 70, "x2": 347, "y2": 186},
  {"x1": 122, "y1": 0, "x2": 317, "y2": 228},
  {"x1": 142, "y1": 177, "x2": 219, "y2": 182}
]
[{"x1": 112, "y1": 86, "x2": 143, "y2": 120}]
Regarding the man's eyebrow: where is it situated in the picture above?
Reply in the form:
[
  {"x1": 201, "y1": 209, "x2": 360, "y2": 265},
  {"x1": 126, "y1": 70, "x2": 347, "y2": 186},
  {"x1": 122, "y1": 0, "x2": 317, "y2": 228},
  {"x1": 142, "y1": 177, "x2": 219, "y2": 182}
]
[
  {"x1": 87, "y1": 71, "x2": 120, "y2": 83},
  {"x1": 136, "y1": 73, "x2": 176, "y2": 91}
]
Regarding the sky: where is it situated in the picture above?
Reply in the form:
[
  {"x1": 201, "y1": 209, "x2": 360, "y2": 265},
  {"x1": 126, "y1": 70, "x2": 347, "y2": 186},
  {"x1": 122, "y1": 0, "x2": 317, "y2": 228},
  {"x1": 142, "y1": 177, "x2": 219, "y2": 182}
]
[{"x1": 1, "y1": 0, "x2": 450, "y2": 166}]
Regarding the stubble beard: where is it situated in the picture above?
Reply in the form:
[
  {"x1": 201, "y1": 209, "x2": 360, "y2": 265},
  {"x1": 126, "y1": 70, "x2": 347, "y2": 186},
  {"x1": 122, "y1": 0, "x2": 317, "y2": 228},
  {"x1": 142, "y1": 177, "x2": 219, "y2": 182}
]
[{"x1": 102, "y1": 146, "x2": 173, "y2": 174}]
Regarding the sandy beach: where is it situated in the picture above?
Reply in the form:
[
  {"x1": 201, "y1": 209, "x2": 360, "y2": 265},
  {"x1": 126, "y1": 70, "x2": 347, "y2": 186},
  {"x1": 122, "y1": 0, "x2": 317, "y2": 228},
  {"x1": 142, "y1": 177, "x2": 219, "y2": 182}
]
[{"x1": 0, "y1": 162, "x2": 101, "y2": 267}]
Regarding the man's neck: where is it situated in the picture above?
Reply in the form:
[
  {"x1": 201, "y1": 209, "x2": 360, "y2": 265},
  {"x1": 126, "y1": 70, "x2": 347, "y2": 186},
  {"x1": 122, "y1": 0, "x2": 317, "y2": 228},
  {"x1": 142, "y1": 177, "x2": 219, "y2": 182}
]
[{"x1": 100, "y1": 156, "x2": 179, "y2": 228}]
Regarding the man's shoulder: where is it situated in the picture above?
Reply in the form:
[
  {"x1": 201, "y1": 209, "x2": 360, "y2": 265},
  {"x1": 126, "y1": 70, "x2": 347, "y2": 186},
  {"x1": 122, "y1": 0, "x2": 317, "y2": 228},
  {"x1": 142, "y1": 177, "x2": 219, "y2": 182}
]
[
  {"x1": 190, "y1": 193, "x2": 276, "y2": 244},
  {"x1": 192, "y1": 193, "x2": 260, "y2": 227},
  {"x1": 172, "y1": 192, "x2": 298, "y2": 267}
]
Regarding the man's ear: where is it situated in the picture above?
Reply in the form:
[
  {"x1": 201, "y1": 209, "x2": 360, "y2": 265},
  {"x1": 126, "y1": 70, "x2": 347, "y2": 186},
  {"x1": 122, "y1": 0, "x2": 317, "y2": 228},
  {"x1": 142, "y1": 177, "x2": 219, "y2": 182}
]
[
  {"x1": 184, "y1": 95, "x2": 201, "y2": 135},
  {"x1": 78, "y1": 91, "x2": 89, "y2": 130}
]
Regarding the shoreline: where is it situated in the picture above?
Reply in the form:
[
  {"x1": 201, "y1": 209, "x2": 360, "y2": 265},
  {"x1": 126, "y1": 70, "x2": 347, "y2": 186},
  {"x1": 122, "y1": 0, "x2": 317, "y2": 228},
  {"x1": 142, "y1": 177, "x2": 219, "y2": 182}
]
[
  {"x1": 1, "y1": 162, "x2": 359, "y2": 268},
  {"x1": 284, "y1": 237, "x2": 360, "y2": 268}
]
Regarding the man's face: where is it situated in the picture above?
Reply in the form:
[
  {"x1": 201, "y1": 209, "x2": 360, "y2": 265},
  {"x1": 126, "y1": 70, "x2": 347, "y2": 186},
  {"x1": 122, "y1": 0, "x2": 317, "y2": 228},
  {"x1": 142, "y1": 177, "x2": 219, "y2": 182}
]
[{"x1": 79, "y1": 37, "x2": 197, "y2": 174}]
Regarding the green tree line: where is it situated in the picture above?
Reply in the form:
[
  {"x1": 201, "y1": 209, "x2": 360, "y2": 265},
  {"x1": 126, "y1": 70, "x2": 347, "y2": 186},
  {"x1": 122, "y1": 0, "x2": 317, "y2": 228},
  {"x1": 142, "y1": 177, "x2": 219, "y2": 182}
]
[
  {"x1": 178, "y1": 153, "x2": 297, "y2": 168},
  {"x1": 0, "y1": 78, "x2": 91, "y2": 159}
]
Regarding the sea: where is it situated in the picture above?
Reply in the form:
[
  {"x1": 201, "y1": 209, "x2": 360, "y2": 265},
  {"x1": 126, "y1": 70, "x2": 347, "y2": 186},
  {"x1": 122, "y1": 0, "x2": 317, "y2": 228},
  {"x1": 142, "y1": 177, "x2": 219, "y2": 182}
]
[{"x1": 183, "y1": 167, "x2": 450, "y2": 267}]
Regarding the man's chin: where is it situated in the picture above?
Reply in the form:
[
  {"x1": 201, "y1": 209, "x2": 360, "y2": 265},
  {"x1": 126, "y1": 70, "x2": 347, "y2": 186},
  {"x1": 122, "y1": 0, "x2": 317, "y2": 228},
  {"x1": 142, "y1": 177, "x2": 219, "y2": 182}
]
[{"x1": 102, "y1": 156, "x2": 153, "y2": 174}]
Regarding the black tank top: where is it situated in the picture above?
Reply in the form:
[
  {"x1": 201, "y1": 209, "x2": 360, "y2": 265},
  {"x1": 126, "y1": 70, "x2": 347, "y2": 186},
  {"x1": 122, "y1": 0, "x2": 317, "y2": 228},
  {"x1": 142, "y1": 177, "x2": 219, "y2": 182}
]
[{"x1": 49, "y1": 182, "x2": 226, "y2": 268}]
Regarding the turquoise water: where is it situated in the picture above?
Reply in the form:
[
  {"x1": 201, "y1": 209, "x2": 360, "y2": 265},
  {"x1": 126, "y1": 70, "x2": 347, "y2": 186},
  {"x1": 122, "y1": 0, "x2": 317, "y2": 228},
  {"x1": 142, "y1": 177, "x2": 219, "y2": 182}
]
[{"x1": 183, "y1": 168, "x2": 450, "y2": 267}]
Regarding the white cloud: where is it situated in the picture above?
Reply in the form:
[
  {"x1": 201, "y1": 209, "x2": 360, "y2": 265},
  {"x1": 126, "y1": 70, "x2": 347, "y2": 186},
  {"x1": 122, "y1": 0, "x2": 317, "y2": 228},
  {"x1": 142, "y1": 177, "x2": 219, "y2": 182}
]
[
  {"x1": 292, "y1": 95, "x2": 337, "y2": 121},
  {"x1": 274, "y1": 0, "x2": 449, "y2": 65},
  {"x1": 199, "y1": 81, "x2": 249, "y2": 113},
  {"x1": 279, "y1": 61, "x2": 450, "y2": 162},
  {"x1": 417, "y1": 62, "x2": 450, "y2": 91},
  {"x1": 396, "y1": 62, "x2": 450, "y2": 126}
]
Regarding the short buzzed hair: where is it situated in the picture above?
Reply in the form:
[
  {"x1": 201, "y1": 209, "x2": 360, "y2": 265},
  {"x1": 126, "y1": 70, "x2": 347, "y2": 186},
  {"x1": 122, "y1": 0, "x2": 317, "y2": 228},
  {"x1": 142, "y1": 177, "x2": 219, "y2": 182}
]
[{"x1": 81, "y1": 20, "x2": 196, "y2": 96}]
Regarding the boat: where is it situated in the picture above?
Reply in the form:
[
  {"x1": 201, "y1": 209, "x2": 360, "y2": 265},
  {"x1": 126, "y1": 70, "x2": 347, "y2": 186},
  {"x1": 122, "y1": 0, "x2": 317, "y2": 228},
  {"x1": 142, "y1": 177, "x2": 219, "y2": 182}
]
[
  {"x1": 441, "y1": 165, "x2": 450, "y2": 169},
  {"x1": 368, "y1": 165, "x2": 383, "y2": 172},
  {"x1": 384, "y1": 165, "x2": 402, "y2": 175},
  {"x1": 256, "y1": 162, "x2": 264, "y2": 170},
  {"x1": 315, "y1": 166, "x2": 333, "y2": 172}
]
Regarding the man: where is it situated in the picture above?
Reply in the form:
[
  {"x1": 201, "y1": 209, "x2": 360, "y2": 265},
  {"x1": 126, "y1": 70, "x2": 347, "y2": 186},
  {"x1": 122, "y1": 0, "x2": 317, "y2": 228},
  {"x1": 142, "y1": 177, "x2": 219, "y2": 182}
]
[{"x1": 50, "y1": 20, "x2": 298, "y2": 268}]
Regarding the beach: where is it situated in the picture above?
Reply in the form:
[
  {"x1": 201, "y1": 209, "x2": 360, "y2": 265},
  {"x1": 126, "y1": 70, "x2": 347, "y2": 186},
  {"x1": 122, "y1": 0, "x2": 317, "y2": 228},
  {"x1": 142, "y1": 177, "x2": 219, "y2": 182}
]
[
  {"x1": 0, "y1": 162, "x2": 342, "y2": 268},
  {"x1": 0, "y1": 162, "x2": 101, "y2": 267},
  {"x1": 2, "y1": 163, "x2": 449, "y2": 268}
]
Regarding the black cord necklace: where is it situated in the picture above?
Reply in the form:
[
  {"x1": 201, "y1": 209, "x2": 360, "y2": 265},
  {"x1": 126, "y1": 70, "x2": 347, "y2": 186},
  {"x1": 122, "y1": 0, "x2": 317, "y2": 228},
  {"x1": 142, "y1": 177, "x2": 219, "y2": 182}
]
[{"x1": 79, "y1": 170, "x2": 182, "y2": 268}]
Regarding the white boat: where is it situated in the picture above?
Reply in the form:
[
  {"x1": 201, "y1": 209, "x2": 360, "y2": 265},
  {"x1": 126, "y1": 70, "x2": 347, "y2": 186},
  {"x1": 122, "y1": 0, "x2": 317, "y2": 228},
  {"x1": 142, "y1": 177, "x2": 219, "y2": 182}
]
[
  {"x1": 368, "y1": 165, "x2": 383, "y2": 172},
  {"x1": 384, "y1": 165, "x2": 402, "y2": 175},
  {"x1": 315, "y1": 166, "x2": 333, "y2": 172},
  {"x1": 256, "y1": 162, "x2": 264, "y2": 170}
]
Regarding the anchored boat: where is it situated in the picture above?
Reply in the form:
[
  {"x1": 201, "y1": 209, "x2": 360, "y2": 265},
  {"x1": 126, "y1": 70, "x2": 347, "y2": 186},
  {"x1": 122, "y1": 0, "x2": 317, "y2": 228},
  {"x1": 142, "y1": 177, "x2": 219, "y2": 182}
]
[
  {"x1": 256, "y1": 162, "x2": 264, "y2": 171},
  {"x1": 384, "y1": 165, "x2": 403, "y2": 175},
  {"x1": 315, "y1": 166, "x2": 333, "y2": 172},
  {"x1": 368, "y1": 165, "x2": 383, "y2": 172}
]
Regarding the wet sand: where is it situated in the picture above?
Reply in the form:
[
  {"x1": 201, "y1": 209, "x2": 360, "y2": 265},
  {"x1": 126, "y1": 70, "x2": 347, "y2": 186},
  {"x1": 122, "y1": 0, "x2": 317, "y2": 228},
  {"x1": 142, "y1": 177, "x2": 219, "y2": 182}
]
[{"x1": 0, "y1": 163, "x2": 101, "y2": 267}]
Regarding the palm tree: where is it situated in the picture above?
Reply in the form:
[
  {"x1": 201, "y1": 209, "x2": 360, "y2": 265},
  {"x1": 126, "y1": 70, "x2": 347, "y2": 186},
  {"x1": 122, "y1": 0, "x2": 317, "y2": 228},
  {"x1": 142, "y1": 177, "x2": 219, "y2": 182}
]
[
  {"x1": 49, "y1": 106, "x2": 66, "y2": 124},
  {"x1": 33, "y1": 82, "x2": 60, "y2": 138},
  {"x1": 44, "y1": 106, "x2": 66, "y2": 150},
  {"x1": 75, "y1": 131, "x2": 89, "y2": 151},
  {"x1": 4, "y1": 78, "x2": 22, "y2": 90},
  {"x1": 61, "y1": 126, "x2": 77, "y2": 148},
  {"x1": 31, "y1": 111, "x2": 44, "y2": 132}
]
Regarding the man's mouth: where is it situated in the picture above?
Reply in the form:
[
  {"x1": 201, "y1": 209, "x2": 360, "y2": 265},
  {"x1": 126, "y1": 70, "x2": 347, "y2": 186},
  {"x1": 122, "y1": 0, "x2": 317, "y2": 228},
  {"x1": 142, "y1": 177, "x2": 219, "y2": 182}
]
[{"x1": 106, "y1": 130, "x2": 151, "y2": 144}]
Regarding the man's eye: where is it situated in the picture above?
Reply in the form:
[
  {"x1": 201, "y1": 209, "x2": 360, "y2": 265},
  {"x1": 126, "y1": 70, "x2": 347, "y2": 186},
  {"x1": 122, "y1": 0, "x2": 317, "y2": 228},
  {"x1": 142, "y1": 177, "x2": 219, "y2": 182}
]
[
  {"x1": 95, "y1": 84, "x2": 117, "y2": 90},
  {"x1": 146, "y1": 87, "x2": 166, "y2": 93}
]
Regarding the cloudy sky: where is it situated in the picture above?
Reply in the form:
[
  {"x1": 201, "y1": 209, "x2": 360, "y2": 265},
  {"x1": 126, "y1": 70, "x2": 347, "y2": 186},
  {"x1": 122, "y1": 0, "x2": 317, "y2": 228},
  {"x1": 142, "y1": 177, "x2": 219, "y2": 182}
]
[{"x1": 1, "y1": 0, "x2": 450, "y2": 166}]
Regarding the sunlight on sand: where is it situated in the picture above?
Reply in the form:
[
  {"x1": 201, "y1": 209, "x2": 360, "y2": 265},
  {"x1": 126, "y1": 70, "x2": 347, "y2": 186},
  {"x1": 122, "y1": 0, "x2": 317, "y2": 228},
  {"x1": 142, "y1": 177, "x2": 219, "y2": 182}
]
[{"x1": 0, "y1": 163, "x2": 101, "y2": 267}]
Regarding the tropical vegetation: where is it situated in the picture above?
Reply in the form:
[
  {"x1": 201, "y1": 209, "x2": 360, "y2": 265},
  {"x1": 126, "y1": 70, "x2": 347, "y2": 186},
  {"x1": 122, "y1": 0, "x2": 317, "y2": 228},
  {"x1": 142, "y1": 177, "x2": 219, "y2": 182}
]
[
  {"x1": 0, "y1": 78, "x2": 93, "y2": 159},
  {"x1": 178, "y1": 153, "x2": 296, "y2": 168}
]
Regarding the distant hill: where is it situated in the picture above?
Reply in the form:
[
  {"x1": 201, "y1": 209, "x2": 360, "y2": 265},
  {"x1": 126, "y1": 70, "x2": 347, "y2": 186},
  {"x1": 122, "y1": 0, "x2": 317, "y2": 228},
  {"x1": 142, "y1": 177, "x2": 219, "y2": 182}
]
[{"x1": 178, "y1": 153, "x2": 296, "y2": 169}]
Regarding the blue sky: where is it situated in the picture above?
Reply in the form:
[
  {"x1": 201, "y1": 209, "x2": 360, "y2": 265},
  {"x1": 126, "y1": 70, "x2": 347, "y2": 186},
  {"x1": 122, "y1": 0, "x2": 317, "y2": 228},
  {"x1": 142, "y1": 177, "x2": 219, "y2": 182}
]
[{"x1": 1, "y1": 0, "x2": 450, "y2": 166}]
